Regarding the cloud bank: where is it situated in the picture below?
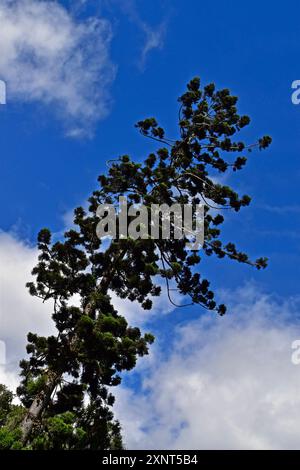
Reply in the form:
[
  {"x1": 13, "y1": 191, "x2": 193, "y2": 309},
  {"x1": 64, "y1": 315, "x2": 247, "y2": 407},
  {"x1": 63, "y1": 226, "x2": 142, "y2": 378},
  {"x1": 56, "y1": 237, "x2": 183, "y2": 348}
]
[
  {"x1": 0, "y1": 231, "x2": 54, "y2": 389},
  {"x1": 115, "y1": 286, "x2": 300, "y2": 450},
  {"x1": 1, "y1": 231, "x2": 300, "y2": 449},
  {"x1": 0, "y1": 0, "x2": 116, "y2": 135}
]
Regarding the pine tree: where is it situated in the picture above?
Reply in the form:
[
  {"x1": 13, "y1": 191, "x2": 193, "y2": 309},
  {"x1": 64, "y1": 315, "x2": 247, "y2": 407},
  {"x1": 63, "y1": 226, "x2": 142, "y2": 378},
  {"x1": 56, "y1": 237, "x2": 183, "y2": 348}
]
[{"x1": 0, "y1": 77, "x2": 271, "y2": 449}]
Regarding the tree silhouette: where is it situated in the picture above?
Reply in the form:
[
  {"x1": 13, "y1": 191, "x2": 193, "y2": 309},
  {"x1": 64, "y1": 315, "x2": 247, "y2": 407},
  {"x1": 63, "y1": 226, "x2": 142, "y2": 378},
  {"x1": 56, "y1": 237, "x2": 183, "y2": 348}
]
[{"x1": 0, "y1": 77, "x2": 271, "y2": 449}]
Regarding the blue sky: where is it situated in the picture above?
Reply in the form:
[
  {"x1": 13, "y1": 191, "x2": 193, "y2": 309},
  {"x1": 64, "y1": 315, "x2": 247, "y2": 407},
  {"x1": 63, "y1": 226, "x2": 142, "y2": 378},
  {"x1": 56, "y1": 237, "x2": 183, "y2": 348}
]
[
  {"x1": 1, "y1": 0, "x2": 300, "y2": 449},
  {"x1": 2, "y1": 0, "x2": 300, "y2": 297}
]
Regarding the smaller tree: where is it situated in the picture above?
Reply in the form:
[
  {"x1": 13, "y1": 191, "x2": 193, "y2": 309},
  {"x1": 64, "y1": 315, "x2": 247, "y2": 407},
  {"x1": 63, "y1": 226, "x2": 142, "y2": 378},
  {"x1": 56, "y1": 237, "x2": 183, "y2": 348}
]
[{"x1": 0, "y1": 385, "x2": 24, "y2": 449}]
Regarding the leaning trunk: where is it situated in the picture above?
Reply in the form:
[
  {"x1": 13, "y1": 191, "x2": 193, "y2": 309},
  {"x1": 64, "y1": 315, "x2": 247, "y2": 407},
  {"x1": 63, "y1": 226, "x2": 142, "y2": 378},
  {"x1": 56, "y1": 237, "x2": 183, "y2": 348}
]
[{"x1": 20, "y1": 370, "x2": 59, "y2": 445}]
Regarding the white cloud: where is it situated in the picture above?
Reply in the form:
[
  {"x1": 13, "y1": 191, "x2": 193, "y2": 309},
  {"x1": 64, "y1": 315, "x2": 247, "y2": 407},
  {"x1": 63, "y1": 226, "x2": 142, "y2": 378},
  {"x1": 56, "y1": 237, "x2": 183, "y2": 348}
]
[
  {"x1": 111, "y1": 280, "x2": 181, "y2": 327},
  {"x1": 115, "y1": 285, "x2": 300, "y2": 449},
  {"x1": 0, "y1": 0, "x2": 116, "y2": 135},
  {"x1": 138, "y1": 22, "x2": 166, "y2": 70},
  {"x1": 0, "y1": 231, "x2": 54, "y2": 390},
  {"x1": 111, "y1": 0, "x2": 166, "y2": 69},
  {"x1": 2, "y1": 230, "x2": 300, "y2": 450}
]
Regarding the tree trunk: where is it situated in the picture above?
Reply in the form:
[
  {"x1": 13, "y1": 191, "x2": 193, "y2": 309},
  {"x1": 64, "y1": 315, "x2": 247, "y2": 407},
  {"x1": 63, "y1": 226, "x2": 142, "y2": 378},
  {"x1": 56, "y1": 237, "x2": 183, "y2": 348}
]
[{"x1": 20, "y1": 370, "x2": 60, "y2": 445}]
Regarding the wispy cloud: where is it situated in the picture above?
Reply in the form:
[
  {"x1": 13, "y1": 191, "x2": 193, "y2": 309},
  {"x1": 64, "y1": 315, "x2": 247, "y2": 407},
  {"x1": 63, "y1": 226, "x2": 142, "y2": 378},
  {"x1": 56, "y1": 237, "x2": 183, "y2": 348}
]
[
  {"x1": 138, "y1": 22, "x2": 166, "y2": 70},
  {"x1": 258, "y1": 203, "x2": 300, "y2": 214},
  {"x1": 112, "y1": 0, "x2": 167, "y2": 69},
  {"x1": 0, "y1": 0, "x2": 116, "y2": 136}
]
